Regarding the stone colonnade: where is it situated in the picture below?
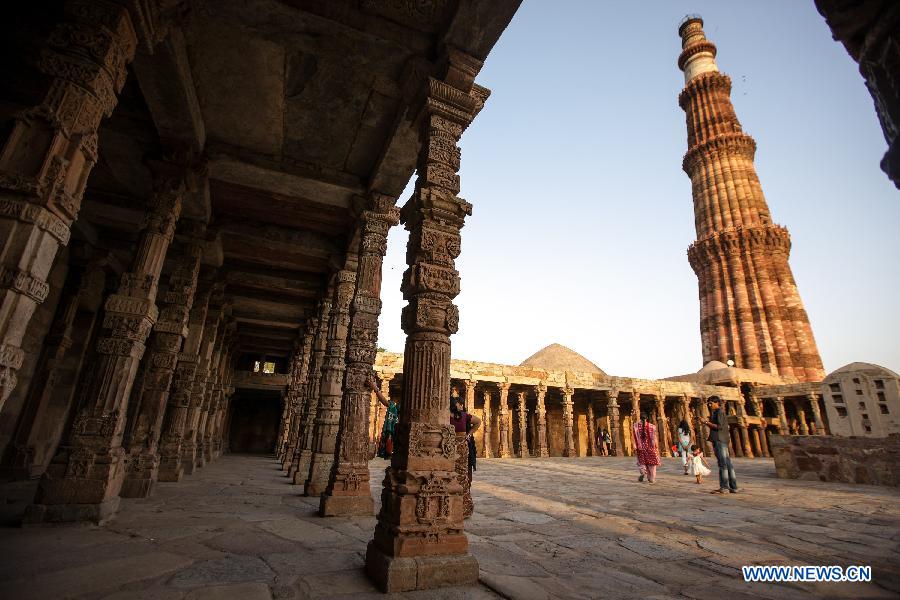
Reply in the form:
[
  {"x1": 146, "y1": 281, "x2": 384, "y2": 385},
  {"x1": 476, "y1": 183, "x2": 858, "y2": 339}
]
[{"x1": 364, "y1": 373, "x2": 836, "y2": 462}]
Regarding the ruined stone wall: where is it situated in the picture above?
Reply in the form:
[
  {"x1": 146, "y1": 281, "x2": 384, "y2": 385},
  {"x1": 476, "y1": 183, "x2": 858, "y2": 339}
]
[{"x1": 770, "y1": 433, "x2": 900, "y2": 486}]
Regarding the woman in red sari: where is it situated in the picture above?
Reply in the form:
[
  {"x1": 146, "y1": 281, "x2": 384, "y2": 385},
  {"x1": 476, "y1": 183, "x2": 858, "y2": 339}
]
[{"x1": 633, "y1": 412, "x2": 661, "y2": 483}]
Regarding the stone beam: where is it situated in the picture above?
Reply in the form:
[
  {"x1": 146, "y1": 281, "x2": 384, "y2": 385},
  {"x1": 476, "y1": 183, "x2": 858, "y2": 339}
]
[{"x1": 133, "y1": 26, "x2": 206, "y2": 153}]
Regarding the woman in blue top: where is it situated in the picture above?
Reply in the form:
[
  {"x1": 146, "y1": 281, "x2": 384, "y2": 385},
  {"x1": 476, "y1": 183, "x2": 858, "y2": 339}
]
[{"x1": 367, "y1": 375, "x2": 397, "y2": 459}]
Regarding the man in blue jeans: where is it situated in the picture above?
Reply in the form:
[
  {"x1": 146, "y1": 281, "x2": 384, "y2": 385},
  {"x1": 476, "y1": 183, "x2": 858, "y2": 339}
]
[{"x1": 703, "y1": 396, "x2": 738, "y2": 494}]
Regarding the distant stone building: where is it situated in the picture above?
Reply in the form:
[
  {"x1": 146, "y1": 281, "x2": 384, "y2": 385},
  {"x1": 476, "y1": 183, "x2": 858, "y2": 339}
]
[{"x1": 821, "y1": 363, "x2": 900, "y2": 437}]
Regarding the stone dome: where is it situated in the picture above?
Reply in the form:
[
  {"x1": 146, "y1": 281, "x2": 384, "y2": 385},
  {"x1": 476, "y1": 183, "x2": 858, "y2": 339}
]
[
  {"x1": 827, "y1": 362, "x2": 900, "y2": 380},
  {"x1": 519, "y1": 343, "x2": 607, "y2": 375},
  {"x1": 698, "y1": 360, "x2": 729, "y2": 373}
]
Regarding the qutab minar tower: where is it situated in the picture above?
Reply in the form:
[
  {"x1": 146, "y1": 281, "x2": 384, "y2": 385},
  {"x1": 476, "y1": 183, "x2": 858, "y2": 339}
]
[{"x1": 677, "y1": 16, "x2": 826, "y2": 382}]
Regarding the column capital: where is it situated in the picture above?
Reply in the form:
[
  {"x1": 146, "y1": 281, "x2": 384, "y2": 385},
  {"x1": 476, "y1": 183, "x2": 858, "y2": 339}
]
[
  {"x1": 535, "y1": 381, "x2": 547, "y2": 394},
  {"x1": 497, "y1": 381, "x2": 510, "y2": 392}
]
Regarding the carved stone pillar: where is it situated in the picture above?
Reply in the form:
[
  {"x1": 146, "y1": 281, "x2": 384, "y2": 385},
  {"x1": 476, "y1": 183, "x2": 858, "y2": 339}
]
[
  {"x1": 276, "y1": 347, "x2": 303, "y2": 463},
  {"x1": 807, "y1": 393, "x2": 824, "y2": 435},
  {"x1": 796, "y1": 401, "x2": 809, "y2": 435},
  {"x1": 774, "y1": 396, "x2": 788, "y2": 434},
  {"x1": 516, "y1": 390, "x2": 528, "y2": 457},
  {"x1": 629, "y1": 390, "x2": 640, "y2": 422},
  {"x1": 698, "y1": 397, "x2": 712, "y2": 456},
  {"x1": 209, "y1": 344, "x2": 234, "y2": 459},
  {"x1": 366, "y1": 50, "x2": 485, "y2": 592},
  {"x1": 196, "y1": 324, "x2": 227, "y2": 469},
  {"x1": 304, "y1": 269, "x2": 355, "y2": 497},
  {"x1": 734, "y1": 399, "x2": 754, "y2": 458},
  {"x1": 280, "y1": 329, "x2": 314, "y2": 469},
  {"x1": 25, "y1": 169, "x2": 183, "y2": 524},
  {"x1": 121, "y1": 235, "x2": 202, "y2": 497},
  {"x1": 291, "y1": 294, "x2": 331, "y2": 484},
  {"x1": 0, "y1": 262, "x2": 98, "y2": 479},
  {"x1": 497, "y1": 382, "x2": 511, "y2": 458},
  {"x1": 562, "y1": 387, "x2": 575, "y2": 457},
  {"x1": 321, "y1": 196, "x2": 399, "y2": 516},
  {"x1": 607, "y1": 391, "x2": 622, "y2": 457},
  {"x1": 680, "y1": 394, "x2": 696, "y2": 443},
  {"x1": 0, "y1": 1, "x2": 157, "y2": 409},
  {"x1": 481, "y1": 388, "x2": 493, "y2": 458},
  {"x1": 534, "y1": 382, "x2": 549, "y2": 457},
  {"x1": 586, "y1": 400, "x2": 597, "y2": 456},
  {"x1": 656, "y1": 395, "x2": 671, "y2": 452},
  {"x1": 181, "y1": 287, "x2": 224, "y2": 476},
  {"x1": 370, "y1": 373, "x2": 393, "y2": 457},
  {"x1": 758, "y1": 425, "x2": 771, "y2": 457}
]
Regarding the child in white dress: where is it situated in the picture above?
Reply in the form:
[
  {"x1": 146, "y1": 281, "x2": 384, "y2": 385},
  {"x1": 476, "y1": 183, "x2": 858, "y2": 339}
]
[{"x1": 689, "y1": 444, "x2": 711, "y2": 484}]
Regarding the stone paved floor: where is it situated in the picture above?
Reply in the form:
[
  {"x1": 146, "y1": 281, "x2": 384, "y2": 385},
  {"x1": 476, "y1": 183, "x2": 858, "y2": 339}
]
[{"x1": 0, "y1": 455, "x2": 898, "y2": 599}]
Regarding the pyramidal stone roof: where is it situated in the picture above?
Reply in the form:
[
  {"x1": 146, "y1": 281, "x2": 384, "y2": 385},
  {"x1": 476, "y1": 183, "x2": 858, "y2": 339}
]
[{"x1": 519, "y1": 343, "x2": 607, "y2": 376}]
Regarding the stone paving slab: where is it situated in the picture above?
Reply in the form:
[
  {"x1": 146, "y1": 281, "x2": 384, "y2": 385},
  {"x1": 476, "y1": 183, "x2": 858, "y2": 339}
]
[{"x1": 0, "y1": 454, "x2": 897, "y2": 599}]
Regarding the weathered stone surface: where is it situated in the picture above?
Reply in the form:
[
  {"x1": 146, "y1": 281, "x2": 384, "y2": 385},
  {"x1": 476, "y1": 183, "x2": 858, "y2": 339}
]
[{"x1": 771, "y1": 433, "x2": 900, "y2": 486}]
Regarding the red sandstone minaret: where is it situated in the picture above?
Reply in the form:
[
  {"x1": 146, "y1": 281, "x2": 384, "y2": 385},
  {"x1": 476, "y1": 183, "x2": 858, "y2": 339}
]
[{"x1": 677, "y1": 16, "x2": 825, "y2": 382}]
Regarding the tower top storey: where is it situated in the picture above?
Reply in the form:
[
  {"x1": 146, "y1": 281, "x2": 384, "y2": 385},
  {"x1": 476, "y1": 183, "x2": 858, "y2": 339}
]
[{"x1": 678, "y1": 15, "x2": 719, "y2": 84}]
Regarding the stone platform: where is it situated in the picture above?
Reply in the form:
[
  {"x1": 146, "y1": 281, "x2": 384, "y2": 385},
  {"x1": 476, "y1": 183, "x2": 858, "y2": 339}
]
[{"x1": 0, "y1": 455, "x2": 898, "y2": 599}]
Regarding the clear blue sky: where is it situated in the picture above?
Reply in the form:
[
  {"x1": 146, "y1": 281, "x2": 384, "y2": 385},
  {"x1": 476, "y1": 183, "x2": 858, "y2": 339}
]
[{"x1": 377, "y1": 0, "x2": 900, "y2": 380}]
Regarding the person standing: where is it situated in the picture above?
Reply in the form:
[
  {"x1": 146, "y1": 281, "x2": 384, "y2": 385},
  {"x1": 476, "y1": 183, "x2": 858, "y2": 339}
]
[
  {"x1": 632, "y1": 413, "x2": 660, "y2": 483},
  {"x1": 702, "y1": 396, "x2": 738, "y2": 494},
  {"x1": 368, "y1": 375, "x2": 397, "y2": 460},
  {"x1": 450, "y1": 395, "x2": 481, "y2": 518},
  {"x1": 677, "y1": 419, "x2": 692, "y2": 475}
]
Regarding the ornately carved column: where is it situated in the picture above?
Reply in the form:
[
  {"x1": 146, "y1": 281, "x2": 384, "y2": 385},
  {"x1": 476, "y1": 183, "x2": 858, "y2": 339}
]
[
  {"x1": 321, "y1": 195, "x2": 399, "y2": 516},
  {"x1": 774, "y1": 396, "x2": 788, "y2": 434},
  {"x1": 516, "y1": 390, "x2": 528, "y2": 457},
  {"x1": 181, "y1": 287, "x2": 224, "y2": 475},
  {"x1": 795, "y1": 400, "x2": 809, "y2": 435},
  {"x1": 562, "y1": 387, "x2": 575, "y2": 457},
  {"x1": 586, "y1": 399, "x2": 597, "y2": 456},
  {"x1": 0, "y1": 0, "x2": 154, "y2": 409},
  {"x1": 280, "y1": 328, "x2": 314, "y2": 469},
  {"x1": 276, "y1": 348, "x2": 301, "y2": 462},
  {"x1": 304, "y1": 269, "x2": 355, "y2": 496},
  {"x1": 606, "y1": 391, "x2": 622, "y2": 457},
  {"x1": 655, "y1": 395, "x2": 671, "y2": 451},
  {"x1": 366, "y1": 49, "x2": 485, "y2": 592},
  {"x1": 481, "y1": 388, "x2": 493, "y2": 458},
  {"x1": 680, "y1": 393, "x2": 696, "y2": 443},
  {"x1": 734, "y1": 398, "x2": 754, "y2": 458},
  {"x1": 26, "y1": 167, "x2": 184, "y2": 524},
  {"x1": 291, "y1": 294, "x2": 331, "y2": 484},
  {"x1": 534, "y1": 382, "x2": 549, "y2": 457},
  {"x1": 807, "y1": 393, "x2": 824, "y2": 435},
  {"x1": 497, "y1": 382, "x2": 511, "y2": 458},
  {"x1": 121, "y1": 234, "x2": 203, "y2": 497}
]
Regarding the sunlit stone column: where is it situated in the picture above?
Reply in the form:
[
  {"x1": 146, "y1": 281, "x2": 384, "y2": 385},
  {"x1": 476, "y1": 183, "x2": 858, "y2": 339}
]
[
  {"x1": 496, "y1": 382, "x2": 511, "y2": 458},
  {"x1": 481, "y1": 388, "x2": 493, "y2": 458},
  {"x1": 807, "y1": 392, "x2": 824, "y2": 435},
  {"x1": 586, "y1": 400, "x2": 597, "y2": 456},
  {"x1": 366, "y1": 49, "x2": 485, "y2": 592},
  {"x1": 562, "y1": 387, "x2": 575, "y2": 457},
  {"x1": 305, "y1": 269, "x2": 356, "y2": 496},
  {"x1": 735, "y1": 398, "x2": 754, "y2": 458},
  {"x1": 0, "y1": 0, "x2": 158, "y2": 409},
  {"x1": 370, "y1": 373, "x2": 393, "y2": 456},
  {"x1": 534, "y1": 382, "x2": 549, "y2": 457},
  {"x1": 680, "y1": 393, "x2": 696, "y2": 442},
  {"x1": 655, "y1": 394, "x2": 671, "y2": 451},
  {"x1": 516, "y1": 391, "x2": 528, "y2": 457},
  {"x1": 26, "y1": 166, "x2": 185, "y2": 524},
  {"x1": 606, "y1": 390, "x2": 622, "y2": 457},
  {"x1": 321, "y1": 195, "x2": 399, "y2": 516},
  {"x1": 698, "y1": 397, "x2": 712, "y2": 456},
  {"x1": 774, "y1": 396, "x2": 788, "y2": 434},
  {"x1": 291, "y1": 294, "x2": 331, "y2": 484},
  {"x1": 796, "y1": 400, "x2": 809, "y2": 435},
  {"x1": 121, "y1": 233, "x2": 203, "y2": 497}
]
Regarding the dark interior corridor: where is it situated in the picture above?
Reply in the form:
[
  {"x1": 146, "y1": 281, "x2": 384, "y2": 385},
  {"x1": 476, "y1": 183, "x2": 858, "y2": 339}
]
[{"x1": 228, "y1": 390, "x2": 282, "y2": 454}]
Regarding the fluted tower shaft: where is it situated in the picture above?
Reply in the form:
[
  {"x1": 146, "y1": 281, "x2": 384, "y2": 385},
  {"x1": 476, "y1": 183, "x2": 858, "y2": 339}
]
[{"x1": 677, "y1": 17, "x2": 825, "y2": 382}]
